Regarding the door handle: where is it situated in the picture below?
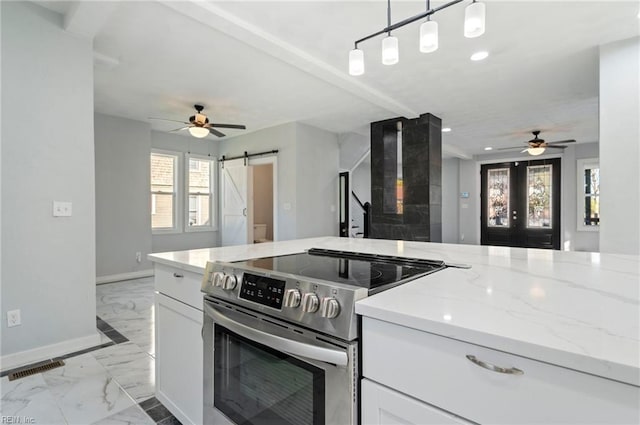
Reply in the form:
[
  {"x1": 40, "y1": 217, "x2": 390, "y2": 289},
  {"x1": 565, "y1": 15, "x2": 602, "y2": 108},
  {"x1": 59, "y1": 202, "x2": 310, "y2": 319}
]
[
  {"x1": 203, "y1": 302, "x2": 348, "y2": 366},
  {"x1": 242, "y1": 208, "x2": 247, "y2": 217}
]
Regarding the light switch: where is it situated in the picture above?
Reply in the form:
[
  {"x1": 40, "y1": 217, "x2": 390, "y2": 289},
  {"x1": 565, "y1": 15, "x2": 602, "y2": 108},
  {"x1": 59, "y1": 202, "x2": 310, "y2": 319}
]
[{"x1": 53, "y1": 201, "x2": 73, "y2": 217}]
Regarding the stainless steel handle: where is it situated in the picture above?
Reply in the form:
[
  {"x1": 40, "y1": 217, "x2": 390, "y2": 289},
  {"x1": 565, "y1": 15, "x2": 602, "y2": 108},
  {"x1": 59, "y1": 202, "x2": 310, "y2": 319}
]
[
  {"x1": 466, "y1": 355, "x2": 524, "y2": 375},
  {"x1": 204, "y1": 302, "x2": 347, "y2": 366},
  {"x1": 173, "y1": 272, "x2": 184, "y2": 278}
]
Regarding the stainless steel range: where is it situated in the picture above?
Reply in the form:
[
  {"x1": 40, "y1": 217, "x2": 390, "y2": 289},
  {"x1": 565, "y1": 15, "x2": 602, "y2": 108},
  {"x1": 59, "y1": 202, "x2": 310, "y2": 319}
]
[{"x1": 201, "y1": 248, "x2": 448, "y2": 425}]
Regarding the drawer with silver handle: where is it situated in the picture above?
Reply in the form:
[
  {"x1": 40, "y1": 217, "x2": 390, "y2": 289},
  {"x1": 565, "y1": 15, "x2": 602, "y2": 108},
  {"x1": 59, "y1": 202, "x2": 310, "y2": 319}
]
[
  {"x1": 362, "y1": 318, "x2": 639, "y2": 424},
  {"x1": 155, "y1": 264, "x2": 204, "y2": 310}
]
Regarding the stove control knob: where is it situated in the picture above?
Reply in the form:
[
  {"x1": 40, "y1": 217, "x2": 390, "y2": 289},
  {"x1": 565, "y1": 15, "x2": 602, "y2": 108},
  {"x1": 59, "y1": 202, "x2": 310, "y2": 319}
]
[
  {"x1": 283, "y1": 289, "x2": 301, "y2": 308},
  {"x1": 302, "y1": 293, "x2": 320, "y2": 314},
  {"x1": 222, "y1": 274, "x2": 238, "y2": 290},
  {"x1": 212, "y1": 272, "x2": 225, "y2": 287},
  {"x1": 321, "y1": 297, "x2": 340, "y2": 319}
]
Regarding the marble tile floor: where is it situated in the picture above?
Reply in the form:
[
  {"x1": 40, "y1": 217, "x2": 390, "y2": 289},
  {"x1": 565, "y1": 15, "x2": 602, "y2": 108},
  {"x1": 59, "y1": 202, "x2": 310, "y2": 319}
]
[{"x1": 1, "y1": 277, "x2": 180, "y2": 425}]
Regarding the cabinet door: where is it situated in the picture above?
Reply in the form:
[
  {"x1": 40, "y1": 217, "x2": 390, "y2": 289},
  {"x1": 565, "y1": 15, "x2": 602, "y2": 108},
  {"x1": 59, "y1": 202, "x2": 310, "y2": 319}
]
[
  {"x1": 361, "y1": 379, "x2": 471, "y2": 425},
  {"x1": 155, "y1": 293, "x2": 203, "y2": 425}
]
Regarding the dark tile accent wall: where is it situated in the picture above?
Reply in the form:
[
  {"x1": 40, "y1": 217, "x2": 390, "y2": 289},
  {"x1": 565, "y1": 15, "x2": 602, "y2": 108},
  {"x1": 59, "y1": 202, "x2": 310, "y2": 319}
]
[{"x1": 370, "y1": 113, "x2": 442, "y2": 242}]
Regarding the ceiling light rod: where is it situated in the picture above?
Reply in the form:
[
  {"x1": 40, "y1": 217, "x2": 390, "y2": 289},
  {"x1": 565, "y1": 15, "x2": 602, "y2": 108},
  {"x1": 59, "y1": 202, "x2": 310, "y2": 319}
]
[{"x1": 353, "y1": 0, "x2": 464, "y2": 48}]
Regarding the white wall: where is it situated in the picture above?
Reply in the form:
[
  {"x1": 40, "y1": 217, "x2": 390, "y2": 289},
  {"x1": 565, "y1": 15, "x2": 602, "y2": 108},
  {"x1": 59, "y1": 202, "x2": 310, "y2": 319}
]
[
  {"x1": 339, "y1": 132, "x2": 369, "y2": 170},
  {"x1": 253, "y1": 164, "x2": 274, "y2": 240},
  {"x1": 599, "y1": 37, "x2": 640, "y2": 255},
  {"x1": 1, "y1": 2, "x2": 98, "y2": 358},
  {"x1": 457, "y1": 159, "x2": 480, "y2": 245},
  {"x1": 220, "y1": 123, "x2": 298, "y2": 240},
  {"x1": 296, "y1": 123, "x2": 339, "y2": 238},
  {"x1": 442, "y1": 158, "x2": 460, "y2": 244},
  {"x1": 151, "y1": 130, "x2": 219, "y2": 252},
  {"x1": 95, "y1": 113, "x2": 153, "y2": 278}
]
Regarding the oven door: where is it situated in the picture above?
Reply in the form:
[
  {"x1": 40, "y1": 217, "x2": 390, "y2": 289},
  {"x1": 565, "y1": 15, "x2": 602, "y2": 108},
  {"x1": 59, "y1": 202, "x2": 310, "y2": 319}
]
[{"x1": 203, "y1": 299, "x2": 358, "y2": 425}]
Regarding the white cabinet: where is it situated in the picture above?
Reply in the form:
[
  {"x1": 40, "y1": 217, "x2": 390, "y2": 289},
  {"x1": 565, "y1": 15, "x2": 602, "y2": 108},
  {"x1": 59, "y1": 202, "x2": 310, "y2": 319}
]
[
  {"x1": 362, "y1": 317, "x2": 640, "y2": 425},
  {"x1": 362, "y1": 379, "x2": 471, "y2": 425},
  {"x1": 154, "y1": 265, "x2": 204, "y2": 425}
]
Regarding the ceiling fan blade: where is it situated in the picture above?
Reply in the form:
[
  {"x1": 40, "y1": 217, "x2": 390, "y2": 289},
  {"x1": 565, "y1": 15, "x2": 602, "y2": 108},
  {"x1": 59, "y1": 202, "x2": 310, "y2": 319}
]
[
  {"x1": 209, "y1": 123, "x2": 247, "y2": 130},
  {"x1": 547, "y1": 139, "x2": 576, "y2": 145},
  {"x1": 169, "y1": 126, "x2": 190, "y2": 132},
  {"x1": 208, "y1": 128, "x2": 226, "y2": 138},
  {"x1": 148, "y1": 117, "x2": 190, "y2": 124},
  {"x1": 545, "y1": 145, "x2": 567, "y2": 149},
  {"x1": 496, "y1": 146, "x2": 525, "y2": 151}
]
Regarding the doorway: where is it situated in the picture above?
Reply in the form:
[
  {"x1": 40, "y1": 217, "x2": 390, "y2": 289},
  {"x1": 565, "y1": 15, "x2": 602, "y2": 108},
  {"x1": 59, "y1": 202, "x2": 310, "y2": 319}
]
[
  {"x1": 220, "y1": 156, "x2": 278, "y2": 246},
  {"x1": 480, "y1": 158, "x2": 561, "y2": 249}
]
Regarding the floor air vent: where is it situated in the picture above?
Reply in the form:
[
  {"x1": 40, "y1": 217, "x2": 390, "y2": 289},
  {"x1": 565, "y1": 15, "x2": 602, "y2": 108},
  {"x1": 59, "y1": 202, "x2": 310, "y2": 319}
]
[{"x1": 8, "y1": 360, "x2": 65, "y2": 381}]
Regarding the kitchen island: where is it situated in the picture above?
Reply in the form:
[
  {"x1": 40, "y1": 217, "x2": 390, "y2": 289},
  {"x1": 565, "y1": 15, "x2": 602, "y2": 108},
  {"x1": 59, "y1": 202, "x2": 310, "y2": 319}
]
[{"x1": 149, "y1": 237, "x2": 639, "y2": 424}]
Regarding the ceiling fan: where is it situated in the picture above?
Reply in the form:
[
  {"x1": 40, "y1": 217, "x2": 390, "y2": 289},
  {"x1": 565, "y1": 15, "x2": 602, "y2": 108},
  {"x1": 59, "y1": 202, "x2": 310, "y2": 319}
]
[
  {"x1": 498, "y1": 130, "x2": 576, "y2": 156},
  {"x1": 150, "y1": 104, "x2": 246, "y2": 138}
]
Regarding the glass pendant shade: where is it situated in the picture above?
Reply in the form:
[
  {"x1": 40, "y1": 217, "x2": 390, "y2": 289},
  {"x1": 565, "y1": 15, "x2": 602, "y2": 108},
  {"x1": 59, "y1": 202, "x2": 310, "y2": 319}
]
[
  {"x1": 349, "y1": 49, "x2": 365, "y2": 76},
  {"x1": 381, "y1": 36, "x2": 399, "y2": 65},
  {"x1": 189, "y1": 127, "x2": 210, "y2": 138},
  {"x1": 419, "y1": 20, "x2": 439, "y2": 53},
  {"x1": 464, "y1": 1, "x2": 486, "y2": 38},
  {"x1": 527, "y1": 147, "x2": 546, "y2": 156}
]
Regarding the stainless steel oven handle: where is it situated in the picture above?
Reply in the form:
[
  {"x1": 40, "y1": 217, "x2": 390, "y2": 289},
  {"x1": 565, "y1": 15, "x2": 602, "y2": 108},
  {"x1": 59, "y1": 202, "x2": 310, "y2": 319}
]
[{"x1": 204, "y1": 302, "x2": 348, "y2": 366}]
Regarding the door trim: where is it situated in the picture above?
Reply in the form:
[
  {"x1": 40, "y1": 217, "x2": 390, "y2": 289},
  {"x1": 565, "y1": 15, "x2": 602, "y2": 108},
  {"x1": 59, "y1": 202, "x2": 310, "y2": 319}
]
[{"x1": 247, "y1": 155, "x2": 278, "y2": 241}]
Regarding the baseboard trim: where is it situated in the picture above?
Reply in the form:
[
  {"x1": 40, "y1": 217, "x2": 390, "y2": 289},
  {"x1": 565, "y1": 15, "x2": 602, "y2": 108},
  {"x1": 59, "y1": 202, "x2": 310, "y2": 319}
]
[
  {"x1": 96, "y1": 269, "x2": 154, "y2": 285},
  {"x1": 0, "y1": 332, "x2": 102, "y2": 373}
]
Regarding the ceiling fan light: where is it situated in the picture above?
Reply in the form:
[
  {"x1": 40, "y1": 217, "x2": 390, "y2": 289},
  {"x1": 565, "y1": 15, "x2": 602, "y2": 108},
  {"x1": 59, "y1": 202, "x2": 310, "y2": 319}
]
[
  {"x1": 527, "y1": 147, "x2": 546, "y2": 156},
  {"x1": 188, "y1": 127, "x2": 209, "y2": 138},
  {"x1": 349, "y1": 48, "x2": 365, "y2": 76},
  {"x1": 464, "y1": 1, "x2": 486, "y2": 38},
  {"x1": 419, "y1": 20, "x2": 438, "y2": 53},
  {"x1": 382, "y1": 35, "x2": 399, "y2": 65}
]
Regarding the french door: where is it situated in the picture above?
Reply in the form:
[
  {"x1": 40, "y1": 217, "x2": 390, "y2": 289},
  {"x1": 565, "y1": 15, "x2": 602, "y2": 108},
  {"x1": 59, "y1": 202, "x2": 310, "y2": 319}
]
[{"x1": 481, "y1": 158, "x2": 561, "y2": 250}]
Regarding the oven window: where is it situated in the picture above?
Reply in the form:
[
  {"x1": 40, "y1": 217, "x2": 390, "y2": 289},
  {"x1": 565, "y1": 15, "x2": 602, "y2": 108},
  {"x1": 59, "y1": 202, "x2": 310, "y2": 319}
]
[{"x1": 214, "y1": 325, "x2": 325, "y2": 425}]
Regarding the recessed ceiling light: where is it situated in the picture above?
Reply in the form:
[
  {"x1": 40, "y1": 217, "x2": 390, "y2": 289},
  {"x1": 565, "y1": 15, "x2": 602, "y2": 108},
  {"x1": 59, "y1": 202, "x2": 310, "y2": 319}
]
[
  {"x1": 484, "y1": 147, "x2": 493, "y2": 151},
  {"x1": 442, "y1": 127, "x2": 452, "y2": 132},
  {"x1": 470, "y1": 51, "x2": 489, "y2": 61}
]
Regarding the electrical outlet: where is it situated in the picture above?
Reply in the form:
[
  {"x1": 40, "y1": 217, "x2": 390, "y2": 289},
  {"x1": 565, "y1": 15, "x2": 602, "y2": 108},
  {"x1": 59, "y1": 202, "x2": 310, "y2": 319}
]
[
  {"x1": 7, "y1": 309, "x2": 21, "y2": 327},
  {"x1": 136, "y1": 252, "x2": 142, "y2": 263}
]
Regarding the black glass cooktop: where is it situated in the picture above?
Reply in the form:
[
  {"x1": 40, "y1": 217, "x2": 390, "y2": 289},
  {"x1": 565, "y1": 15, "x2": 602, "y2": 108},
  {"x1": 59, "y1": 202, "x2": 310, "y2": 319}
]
[{"x1": 237, "y1": 248, "x2": 446, "y2": 292}]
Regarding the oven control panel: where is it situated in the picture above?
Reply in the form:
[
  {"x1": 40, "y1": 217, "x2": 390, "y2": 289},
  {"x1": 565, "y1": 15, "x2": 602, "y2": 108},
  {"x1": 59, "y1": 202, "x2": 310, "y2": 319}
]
[{"x1": 238, "y1": 273, "x2": 286, "y2": 310}]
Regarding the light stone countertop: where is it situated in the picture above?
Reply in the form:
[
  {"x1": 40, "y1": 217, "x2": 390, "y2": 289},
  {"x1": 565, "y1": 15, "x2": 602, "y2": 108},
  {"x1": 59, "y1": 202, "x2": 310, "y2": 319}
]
[{"x1": 148, "y1": 237, "x2": 640, "y2": 386}]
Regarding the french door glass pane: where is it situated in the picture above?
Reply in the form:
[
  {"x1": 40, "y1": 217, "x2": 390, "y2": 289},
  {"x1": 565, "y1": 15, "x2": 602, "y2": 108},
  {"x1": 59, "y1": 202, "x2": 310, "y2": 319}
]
[
  {"x1": 151, "y1": 194, "x2": 173, "y2": 228},
  {"x1": 583, "y1": 167, "x2": 600, "y2": 226},
  {"x1": 527, "y1": 165, "x2": 552, "y2": 228},
  {"x1": 488, "y1": 168, "x2": 510, "y2": 227}
]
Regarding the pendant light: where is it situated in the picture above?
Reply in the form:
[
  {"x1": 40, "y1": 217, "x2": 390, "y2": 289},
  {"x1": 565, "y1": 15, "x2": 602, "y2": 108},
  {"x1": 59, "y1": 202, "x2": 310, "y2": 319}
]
[
  {"x1": 464, "y1": 0, "x2": 486, "y2": 38},
  {"x1": 349, "y1": 0, "x2": 487, "y2": 75},
  {"x1": 188, "y1": 127, "x2": 209, "y2": 138},
  {"x1": 419, "y1": 0, "x2": 438, "y2": 53},
  {"x1": 349, "y1": 48, "x2": 365, "y2": 76},
  {"x1": 381, "y1": 0, "x2": 399, "y2": 65},
  {"x1": 382, "y1": 36, "x2": 399, "y2": 65}
]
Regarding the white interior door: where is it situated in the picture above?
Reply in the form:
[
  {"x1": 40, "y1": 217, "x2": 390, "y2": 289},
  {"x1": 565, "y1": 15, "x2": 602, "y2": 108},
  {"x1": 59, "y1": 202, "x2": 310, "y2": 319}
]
[{"x1": 221, "y1": 159, "x2": 253, "y2": 246}]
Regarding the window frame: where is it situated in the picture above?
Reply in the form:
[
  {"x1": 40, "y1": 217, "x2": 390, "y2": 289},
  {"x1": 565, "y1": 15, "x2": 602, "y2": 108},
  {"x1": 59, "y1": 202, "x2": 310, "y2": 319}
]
[
  {"x1": 151, "y1": 149, "x2": 182, "y2": 235},
  {"x1": 577, "y1": 158, "x2": 600, "y2": 232},
  {"x1": 184, "y1": 153, "x2": 217, "y2": 233}
]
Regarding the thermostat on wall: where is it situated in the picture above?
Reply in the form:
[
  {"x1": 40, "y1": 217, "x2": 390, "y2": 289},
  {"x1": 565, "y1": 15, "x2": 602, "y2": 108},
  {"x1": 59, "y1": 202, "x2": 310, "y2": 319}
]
[{"x1": 460, "y1": 192, "x2": 470, "y2": 199}]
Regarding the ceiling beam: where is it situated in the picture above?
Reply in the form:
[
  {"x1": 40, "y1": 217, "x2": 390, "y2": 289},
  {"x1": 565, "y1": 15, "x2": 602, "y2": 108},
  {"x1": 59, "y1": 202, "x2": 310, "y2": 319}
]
[
  {"x1": 158, "y1": 1, "x2": 419, "y2": 119},
  {"x1": 64, "y1": 1, "x2": 118, "y2": 39}
]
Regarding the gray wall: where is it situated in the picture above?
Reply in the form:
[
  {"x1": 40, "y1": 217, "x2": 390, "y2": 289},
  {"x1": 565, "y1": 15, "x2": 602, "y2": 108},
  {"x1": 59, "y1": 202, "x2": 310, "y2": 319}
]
[
  {"x1": 1, "y1": 2, "x2": 97, "y2": 355},
  {"x1": 95, "y1": 114, "x2": 153, "y2": 276},
  {"x1": 442, "y1": 158, "x2": 460, "y2": 244},
  {"x1": 296, "y1": 123, "x2": 339, "y2": 238},
  {"x1": 151, "y1": 130, "x2": 220, "y2": 252},
  {"x1": 457, "y1": 159, "x2": 480, "y2": 245},
  {"x1": 599, "y1": 37, "x2": 640, "y2": 255},
  {"x1": 339, "y1": 132, "x2": 369, "y2": 170},
  {"x1": 253, "y1": 164, "x2": 274, "y2": 240}
]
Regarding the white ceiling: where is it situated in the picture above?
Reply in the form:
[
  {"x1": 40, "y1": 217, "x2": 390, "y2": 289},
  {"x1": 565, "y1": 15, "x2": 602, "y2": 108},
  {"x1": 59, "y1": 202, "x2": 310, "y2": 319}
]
[{"x1": 38, "y1": 1, "x2": 640, "y2": 156}]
